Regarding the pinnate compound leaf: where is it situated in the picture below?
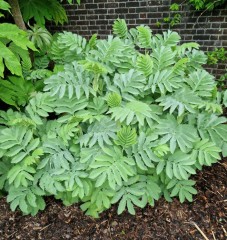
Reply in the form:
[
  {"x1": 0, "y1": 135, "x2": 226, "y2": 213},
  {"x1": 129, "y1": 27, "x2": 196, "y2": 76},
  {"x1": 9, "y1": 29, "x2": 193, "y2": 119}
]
[
  {"x1": 137, "y1": 25, "x2": 152, "y2": 48},
  {"x1": 156, "y1": 115, "x2": 198, "y2": 153},
  {"x1": 113, "y1": 19, "x2": 128, "y2": 39},
  {"x1": 115, "y1": 126, "x2": 137, "y2": 148},
  {"x1": 89, "y1": 146, "x2": 135, "y2": 190},
  {"x1": 192, "y1": 139, "x2": 221, "y2": 167}
]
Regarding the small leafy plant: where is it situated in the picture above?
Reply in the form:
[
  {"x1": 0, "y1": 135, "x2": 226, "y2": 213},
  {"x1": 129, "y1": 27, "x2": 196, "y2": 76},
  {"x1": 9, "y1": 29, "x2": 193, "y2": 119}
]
[
  {"x1": 0, "y1": 20, "x2": 227, "y2": 217},
  {"x1": 156, "y1": 3, "x2": 182, "y2": 28},
  {"x1": 207, "y1": 47, "x2": 227, "y2": 65}
]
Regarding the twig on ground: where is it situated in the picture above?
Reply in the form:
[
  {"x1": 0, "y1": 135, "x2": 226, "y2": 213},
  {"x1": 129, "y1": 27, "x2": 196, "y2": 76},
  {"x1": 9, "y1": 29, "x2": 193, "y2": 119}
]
[
  {"x1": 211, "y1": 230, "x2": 217, "y2": 240},
  {"x1": 39, "y1": 223, "x2": 52, "y2": 232},
  {"x1": 186, "y1": 221, "x2": 209, "y2": 240},
  {"x1": 221, "y1": 225, "x2": 227, "y2": 237}
]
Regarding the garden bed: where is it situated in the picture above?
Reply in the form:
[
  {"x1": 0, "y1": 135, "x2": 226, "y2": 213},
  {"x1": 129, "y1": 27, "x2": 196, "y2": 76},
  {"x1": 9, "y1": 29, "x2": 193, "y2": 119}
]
[{"x1": 0, "y1": 158, "x2": 226, "y2": 240}]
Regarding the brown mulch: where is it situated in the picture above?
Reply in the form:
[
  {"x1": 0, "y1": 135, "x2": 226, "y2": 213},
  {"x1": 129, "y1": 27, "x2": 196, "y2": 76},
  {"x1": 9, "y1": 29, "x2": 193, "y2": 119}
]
[{"x1": 0, "y1": 159, "x2": 226, "y2": 240}]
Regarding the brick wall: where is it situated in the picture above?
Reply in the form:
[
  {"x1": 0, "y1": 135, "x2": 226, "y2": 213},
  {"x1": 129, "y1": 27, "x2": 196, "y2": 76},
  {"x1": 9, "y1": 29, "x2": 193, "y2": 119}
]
[{"x1": 49, "y1": 0, "x2": 227, "y2": 77}]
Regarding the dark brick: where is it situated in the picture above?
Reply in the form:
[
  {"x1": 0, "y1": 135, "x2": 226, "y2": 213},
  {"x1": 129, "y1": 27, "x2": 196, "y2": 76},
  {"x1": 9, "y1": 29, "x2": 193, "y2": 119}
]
[
  {"x1": 75, "y1": 9, "x2": 87, "y2": 14},
  {"x1": 212, "y1": 23, "x2": 222, "y2": 28},
  {"x1": 95, "y1": 20, "x2": 109, "y2": 25},
  {"x1": 220, "y1": 22, "x2": 227, "y2": 28},
  {"x1": 76, "y1": 20, "x2": 89, "y2": 25},
  {"x1": 210, "y1": 35, "x2": 220, "y2": 40},
  {"x1": 219, "y1": 35, "x2": 227, "y2": 40},
  {"x1": 221, "y1": 9, "x2": 227, "y2": 15},
  {"x1": 126, "y1": 13, "x2": 140, "y2": 19},
  {"x1": 70, "y1": 15, "x2": 80, "y2": 21},
  {"x1": 126, "y1": 2, "x2": 140, "y2": 7},
  {"x1": 196, "y1": 29, "x2": 205, "y2": 34},
  {"x1": 183, "y1": 35, "x2": 193, "y2": 41},
  {"x1": 193, "y1": 35, "x2": 212, "y2": 40},
  {"x1": 136, "y1": 7, "x2": 150, "y2": 13},
  {"x1": 108, "y1": 8, "x2": 115, "y2": 14},
  {"x1": 104, "y1": 3, "x2": 118, "y2": 8},
  {"x1": 106, "y1": 14, "x2": 117, "y2": 19},
  {"x1": 158, "y1": 6, "x2": 170, "y2": 12},
  {"x1": 99, "y1": 30, "x2": 111, "y2": 35},
  {"x1": 140, "y1": 13, "x2": 147, "y2": 19},
  {"x1": 85, "y1": 4, "x2": 97, "y2": 9},
  {"x1": 79, "y1": 15, "x2": 86, "y2": 20},
  {"x1": 128, "y1": 8, "x2": 136, "y2": 13},
  {"x1": 218, "y1": 64, "x2": 226, "y2": 70},
  {"x1": 136, "y1": 19, "x2": 150, "y2": 25},
  {"x1": 98, "y1": 4, "x2": 105, "y2": 8},
  {"x1": 128, "y1": 19, "x2": 136, "y2": 24},
  {"x1": 86, "y1": 15, "x2": 98, "y2": 20},
  {"x1": 205, "y1": 29, "x2": 221, "y2": 34},
  {"x1": 140, "y1": 2, "x2": 147, "y2": 7},
  {"x1": 209, "y1": 17, "x2": 225, "y2": 22},
  {"x1": 147, "y1": 13, "x2": 163, "y2": 19},
  {"x1": 119, "y1": 3, "x2": 126, "y2": 8},
  {"x1": 99, "y1": 25, "x2": 107, "y2": 30},
  {"x1": 115, "y1": 8, "x2": 128, "y2": 14},
  {"x1": 98, "y1": 15, "x2": 106, "y2": 20},
  {"x1": 94, "y1": 9, "x2": 108, "y2": 14}
]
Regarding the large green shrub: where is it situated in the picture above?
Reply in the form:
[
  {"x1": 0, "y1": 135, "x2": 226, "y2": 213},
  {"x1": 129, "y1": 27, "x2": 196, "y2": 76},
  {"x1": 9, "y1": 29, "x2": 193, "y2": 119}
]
[{"x1": 0, "y1": 20, "x2": 226, "y2": 217}]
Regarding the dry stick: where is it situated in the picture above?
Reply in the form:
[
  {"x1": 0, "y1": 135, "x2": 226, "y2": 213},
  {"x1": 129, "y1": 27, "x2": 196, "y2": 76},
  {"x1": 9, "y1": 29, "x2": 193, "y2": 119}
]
[
  {"x1": 39, "y1": 224, "x2": 52, "y2": 232},
  {"x1": 212, "y1": 230, "x2": 217, "y2": 240},
  {"x1": 221, "y1": 225, "x2": 227, "y2": 237},
  {"x1": 186, "y1": 221, "x2": 209, "y2": 240}
]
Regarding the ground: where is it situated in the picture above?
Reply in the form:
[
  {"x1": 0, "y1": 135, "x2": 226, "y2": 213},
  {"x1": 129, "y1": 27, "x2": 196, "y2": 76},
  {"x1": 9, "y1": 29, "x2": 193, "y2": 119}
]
[{"x1": 0, "y1": 159, "x2": 226, "y2": 240}]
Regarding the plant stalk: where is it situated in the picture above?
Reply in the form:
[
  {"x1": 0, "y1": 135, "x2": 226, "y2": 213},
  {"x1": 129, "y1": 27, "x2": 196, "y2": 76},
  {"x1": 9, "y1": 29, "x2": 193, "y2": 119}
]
[{"x1": 8, "y1": 0, "x2": 26, "y2": 30}]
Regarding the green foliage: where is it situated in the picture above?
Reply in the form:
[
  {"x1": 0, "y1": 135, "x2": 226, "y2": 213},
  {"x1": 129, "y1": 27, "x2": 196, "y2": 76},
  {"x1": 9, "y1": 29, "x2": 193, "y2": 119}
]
[
  {"x1": 107, "y1": 92, "x2": 122, "y2": 108},
  {"x1": 0, "y1": 76, "x2": 35, "y2": 108},
  {"x1": 206, "y1": 47, "x2": 227, "y2": 89},
  {"x1": 189, "y1": 0, "x2": 226, "y2": 10},
  {"x1": 113, "y1": 19, "x2": 128, "y2": 39},
  {"x1": 50, "y1": 32, "x2": 87, "y2": 64},
  {"x1": 156, "y1": 3, "x2": 182, "y2": 28},
  {"x1": 0, "y1": 0, "x2": 10, "y2": 17},
  {"x1": 137, "y1": 54, "x2": 153, "y2": 77},
  {"x1": 0, "y1": 23, "x2": 36, "y2": 77},
  {"x1": 137, "y1": 26, "x2": 152, "y2": 49},
  {"x1": 157, "y1": 1, "x2": 226, "y2": 28},
  {"x1": 19, "y1": 0, "x2": 67, "y2": 26},
  {"x1": 219, "y1": 70, "x2": 227, "y2": 88},
  {"x1": 43, "y1": 62, "x2": 95, "y2": 99},
  {"x1": 115, "y1": 126, "x2": 137, "y2": 148},
  {"x1": 27, "y1": 25, "x2": 52, "y2": 51},
  {"x1": 170, "y1": 3, "x2": 180, "y2": 11},
  {"x1": 207, "y1": 47, "x2": 227, "y2": 65},
  {"x1": 0, "y1": 21, "x2": 226, "y2": 218},
  {"x1": 167, "y1": 179, "x2": 197, "y2": 203},
  {"x1": 192, "y1": 139, "x2": 221, "y2": 168}
]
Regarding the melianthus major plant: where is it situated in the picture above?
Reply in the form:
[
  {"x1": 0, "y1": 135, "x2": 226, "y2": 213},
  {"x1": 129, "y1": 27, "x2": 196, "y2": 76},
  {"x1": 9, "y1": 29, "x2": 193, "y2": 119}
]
[{"x1": 0, "y1": 19, "x2": 227, "y2": 217}]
